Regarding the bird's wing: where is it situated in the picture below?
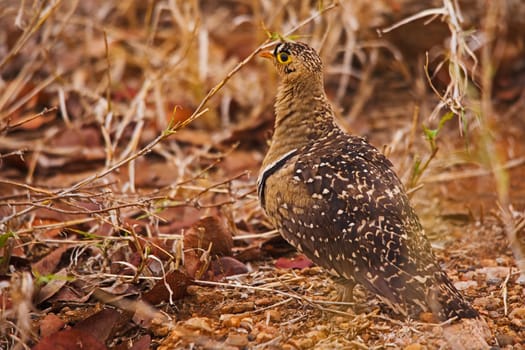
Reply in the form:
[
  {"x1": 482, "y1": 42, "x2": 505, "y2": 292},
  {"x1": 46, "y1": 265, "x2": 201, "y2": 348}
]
[{"x1": 288, "y1": 135, "x2": 438, "y2": 309}]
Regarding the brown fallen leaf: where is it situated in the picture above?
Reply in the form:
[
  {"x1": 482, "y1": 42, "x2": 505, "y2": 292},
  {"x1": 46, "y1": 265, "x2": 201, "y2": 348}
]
[
  {"x1": 35, "y1": 268, "x2": 69, "y2": 304},
  {"x1": 73, "y1": 308, "x2": 124, "y2": 344},
  {"x1": 113, "y1": 334, "x2": 151, "y2": 350},
  {"x1": 208, "y1": 256, "x2": 249, "y2": 280},
  {"x1": 183, "y1": 216, "x2": 233, "y2": 256},
  {"x1": 442, "y1": 318, "x2": 491, "y2": 350},
  {"x1": 33, "y1": 328, "x2": 107, "y2": 350},
  {"x1": 141, "y1": 270, "x2": 192, "y2": 305},
  {"x1": 134, "y1": 235, "x2": 173, "y2": 261},
  {"x1": 93, "y1": 289, "x2": 168, "y2": 328},
  {"x1": 275, "y1": 254, "x2": 314, "y2": 270},
  {"x1": 32, "y1": 245, "x2": 73, "y2": 276},
  {"x1": 47, "y1": 281, "x2": 93, "y2": 304},
  {"x1": 168, "y1": 128, "x2": 215, "y2": 146},
  {"x1": 130, "y1": 334, "x2": 151, "y2": 350},
  {"x1": 183, "y1": 216, "x2": 235, "y2": 279},
  {"x1": 39, "y1": 314, "x2": 66, "y2": 338},
  {"x1": 183, "y1": 250, "x2": 208, "y2": 279},
  {"x1": 31, "y1": 218, "x2": 63, "y2": 239},
  {"x1": 233, "y1": 245, "x2": 265, "y2": 263}
]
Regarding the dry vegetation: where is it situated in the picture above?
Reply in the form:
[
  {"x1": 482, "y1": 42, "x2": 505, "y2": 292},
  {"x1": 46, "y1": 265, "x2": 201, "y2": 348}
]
[{"x1": 1, "y1": 0, "x2": 525, "y2": 349}]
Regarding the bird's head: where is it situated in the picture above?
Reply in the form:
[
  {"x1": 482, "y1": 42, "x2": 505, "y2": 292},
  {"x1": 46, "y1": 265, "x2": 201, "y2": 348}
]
[{"x1": 260, "y1": 41, "x2": 323, "y2": 83}]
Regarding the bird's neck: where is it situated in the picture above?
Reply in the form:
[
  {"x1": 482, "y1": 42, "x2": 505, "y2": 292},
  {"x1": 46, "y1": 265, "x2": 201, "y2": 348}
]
[{"x1": 262, "y1": 78, "x2": 337, "y2": 168}]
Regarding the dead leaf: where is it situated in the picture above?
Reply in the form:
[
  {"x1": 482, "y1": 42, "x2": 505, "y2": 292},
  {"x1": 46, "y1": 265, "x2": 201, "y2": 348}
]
[
  {"x1": 184, "y1": 216, "x2": 233, "y2": 256},
  {"x1": 183, "y1": 316, "x2": 214, "y2": 333},
  {"x1": 168, "y1": 128, "x2": 215, "y2": 146},
  {"x1": 112, "y1": 334, "x2": 151, "y2": 350},
  {"x1": 93, "y1": 289, "x2": 168, "y2": 328},
  {"x1": 275, "y1": 255, "x2": 313, "y2": 270},
  {"x1": 131, "y1": 334, "x2": 151, "y2": 350},
  {"x1": 35, "y1": 268, "x2": 69, "y2": 304},
  {"x1": 182, "y1": 250, "x2": 206, "y2": 279},
  {"x1": 141, "y1": 270, "x2": 192, "y2": 305},
  {"x1": 233, "y1": 245, "x2": 264, "y2": 263},
  {"x1": 33, "y1": 328, "x2": 107, "y2": 350},
  {"x1": 31, "y1": 218, "x2": 63, "y2": 239},
  {"x1": 73, "y1": 308, "x2": 124, "y2": 344},
  {"x1": 166, "y1": 103, "x2": 193, "y2": 125},
  {"x1": 209, "y1": 256, "x2": 248, "y2": 280},
  {"x1": 47, "y1": 281, "x2": 93, "y2": 304},
  {"x1": 98, "y1": 280, "x2": 139, "y2": 296},
  {"x1": 134, "y1": 235, "x2": 173, "y2": 261},
  {"x1": 218, "y1": 150, "x2": 261, "y2": 178},
  {"x1": 182, "y1": 215, "x2": 234, "y2": 279},
  {"x1": 32, "y1": 245, "x2": 72, "y2": 276},
  {"x1": 39, "y1": 314, "x2": 66, "y2": 338}
]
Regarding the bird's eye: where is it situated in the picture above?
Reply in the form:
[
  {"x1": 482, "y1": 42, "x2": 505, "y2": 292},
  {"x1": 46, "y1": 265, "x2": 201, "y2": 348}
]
[{"x1": 277, "y1": 52, "x2": 291, "y2": 64}]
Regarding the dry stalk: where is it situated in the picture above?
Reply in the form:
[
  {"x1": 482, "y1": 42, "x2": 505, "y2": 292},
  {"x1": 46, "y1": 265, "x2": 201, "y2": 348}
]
[
  {"x1": 477, "y1": 1, "x2": 525, "y2": 281},
  {"x1": 0, "y1": 1, "x2": 340, "y2": 226},
  {"x1": 380, "y1": 0, "x2": 477, "y2": 123},
  {"x1": 0, "y1": 1, "x2": 59, "y2": 70}
]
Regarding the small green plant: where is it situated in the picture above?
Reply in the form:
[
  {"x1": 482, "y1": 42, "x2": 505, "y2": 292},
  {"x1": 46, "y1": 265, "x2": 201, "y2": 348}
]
[
  {"x1": 0, "y1": 231, "x2": 14, "y2": 248},
  {"x1": 33, "y1": 270, "x2": 74, "y2": 286},
  {"x1": 0, "y1": 231, "x2": 15, "y2": 274},
  {"x1": 408, "y1": 111, "x2": 455, "y2": 190},
  {"x1": 422, "y1": 111, "x2": 455, "y2": 151}
]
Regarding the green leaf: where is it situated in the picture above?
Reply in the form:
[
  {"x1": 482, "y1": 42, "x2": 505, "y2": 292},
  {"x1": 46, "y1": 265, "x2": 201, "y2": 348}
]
[
  {"x1": 33, "y1": 271, "x2": 74, "y2": 285},
  {"x1": 412, "y1": 157, "x2": 422, "y2": 176},
  {"x1": 68, "y1": 228, "x2": 99, "y2": 240},
  {"x1": 422, "y1": 124, "x2": 437, "y2": 141},
  {"x1": 437, "y1": 111, "x2": 454, "y2": 131},
  {"x1": 164, "y1": 105, "x2": 181, "y2": 135},
  {"x1": 0, "y1": 231, "x2": 14, "y2": 248}
]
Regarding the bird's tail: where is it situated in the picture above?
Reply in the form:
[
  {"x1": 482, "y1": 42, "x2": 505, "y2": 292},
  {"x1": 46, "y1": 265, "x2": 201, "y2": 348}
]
[{"x1": 427, "y1": 271, "x2": 479, "y2": 320}]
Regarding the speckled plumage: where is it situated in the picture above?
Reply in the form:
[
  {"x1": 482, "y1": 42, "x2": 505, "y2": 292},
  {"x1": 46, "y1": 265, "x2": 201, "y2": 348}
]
[{"x1": 258, "y1": 41, "x2": 478, "y2": 320}]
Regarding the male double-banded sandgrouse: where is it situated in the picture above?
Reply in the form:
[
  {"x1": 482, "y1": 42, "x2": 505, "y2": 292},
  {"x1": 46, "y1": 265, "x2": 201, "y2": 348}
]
[{"x1": 257, "y1": 41, "x2": 478, "y2": 321}]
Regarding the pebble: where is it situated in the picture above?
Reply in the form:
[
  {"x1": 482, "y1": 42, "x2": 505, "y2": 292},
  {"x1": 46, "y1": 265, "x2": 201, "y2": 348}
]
[
  {"x1": 510, "y1": 318, "x2": 523, "y2": 329},
  {"x1": 488, "y1": 311, "x2": 501, "y2": 319},
  {"x1": 477, "y1": 267, "x2": 512, "y2": 284},
  {"x1": 419, "y1": 312, "x2": 436, "y2": 323},
  {"x1": 220, "y1": 314, "x2": 242, "y2": 328},
  {"x1": 225, "y1": 333, "x2": 249, "y2": 347},
  {"x1": 265, "y1": 310, "x2": 281, "y2": 323},
  {"x1": 473, "y1": 296, "x2": 501, "y2": 311},
  {"x1": 183, "y1": 317, "x2": 213, "y2": 332},
  {"x1": 281, "y1": 344, "x2": 298, "y2": 350},
  {"x1": 296, "y1": 338, "x2": 314, "y2": 349},
  {"x1": 404, "y1": 344, "x2": 423, "y2": 350},
  {"x1": 256, "y1": 331, "x2": 275, "y2": 343},
  {"x1": 255, "y1": 297, "x2": 276, "y2": 306},
  {"x1": 221, "y1": 301, "x2": 255, "y2": 314},
  {"x1": 509, "y1": 306, "x2": 525, "y2": 319},
  {"x1": 240, "y1": 317, "x2": 254, "y2": 331},
  {"x1": 496, "y1": 333, "x2": 515, "y2": 346},
  {"x1": 454, "y1": 280, "x2": 477, "y2": 290}
]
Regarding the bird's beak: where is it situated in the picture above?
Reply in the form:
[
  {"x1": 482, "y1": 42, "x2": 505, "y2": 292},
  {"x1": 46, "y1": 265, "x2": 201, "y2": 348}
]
[{"x1": 259, "y1": 51, "x2": 274, "y2": 60}]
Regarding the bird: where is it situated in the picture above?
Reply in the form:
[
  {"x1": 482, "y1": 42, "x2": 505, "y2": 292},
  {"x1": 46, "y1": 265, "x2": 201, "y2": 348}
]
[{"x1": 257, "y1": 41, "x2": 479, "y2": 321}]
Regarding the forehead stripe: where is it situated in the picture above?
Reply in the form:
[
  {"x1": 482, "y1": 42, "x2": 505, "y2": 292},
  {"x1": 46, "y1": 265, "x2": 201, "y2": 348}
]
[{"x1": 274, "y1": 43, "x2": 284, "y2": 56}]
